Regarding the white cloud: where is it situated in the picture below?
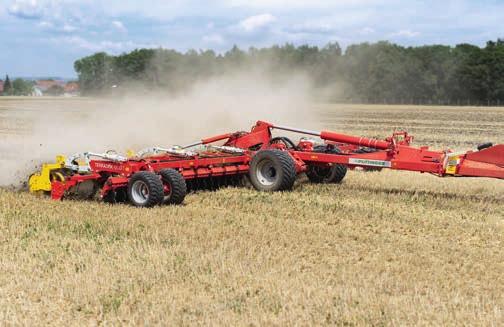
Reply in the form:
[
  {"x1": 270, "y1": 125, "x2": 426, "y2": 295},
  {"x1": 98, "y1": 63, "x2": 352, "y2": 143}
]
[
  {"x1": 38, "y1": 19, "x2": 78, "y2": 33},
  {"x1": 202, "y1": 33, "x2": 225, "y2": 45},
  {"x1": 226, "y1": 0, "x2": 364, "y2": 9},
  {"x1": 239, "y1": 13, "x2": 276, "y2": 31},
  {"x1": 51, "y1": 36, "x2": 153, "y2": 52},
  {"x1": 53, "y1": 36, "x2": 112, "y2": 52},
  {"x1": 288, "y1": 21, "x2": 333, "y2": 34},
  {"x1": 112, "y1": 20, "x2": 126, "y2": 31},
  {"x1": 360, "y1": 27, "x2": 375, "y2": 35},
  {"x1": 390, "y1": 29, "x2": 420, "y2": 38},
  {"x1": 39, "y1": 20, "x2": 53, "y2": 28},
  {"x1": 8, "y1": 0, "x2": 44, "y2": 19},
  {"x1": 62, "y1": 24, "x2": 77, "y2": 32}
]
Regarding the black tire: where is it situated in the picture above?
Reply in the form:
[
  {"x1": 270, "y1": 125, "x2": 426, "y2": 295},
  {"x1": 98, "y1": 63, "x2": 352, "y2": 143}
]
[
  {"x1": 159, "y1": 169, "x2": 187, "y2": 205},
  {"x1": 269, "y1": 137, "x2": 298, "y2": 150},
  {"x1": 127, "y1": 171, "x2": 164, "y2": 207},
  {"x1": 249, "y1": 150, "x2": 297, "y2": 192},
  {"x1": 306, "y1": 145, "x2": 347, "y2": 184},
  {"x1": 477, "y1": 142, "x2": 493, "y2": 151},
  {"x1": 306, "y1": 164, "x2": 347, "y2": 184}
]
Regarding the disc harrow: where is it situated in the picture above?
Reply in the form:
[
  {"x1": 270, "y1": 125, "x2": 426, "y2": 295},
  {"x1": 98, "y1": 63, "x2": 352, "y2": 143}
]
[{"x1": 28, "y1": 120, "x2": 504, "y2": 207}]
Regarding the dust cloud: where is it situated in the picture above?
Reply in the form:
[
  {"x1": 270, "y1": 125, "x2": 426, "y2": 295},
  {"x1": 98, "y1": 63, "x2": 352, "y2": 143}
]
[{"x1": 0, "y1": 69, "x2": 322, "y2": 187}]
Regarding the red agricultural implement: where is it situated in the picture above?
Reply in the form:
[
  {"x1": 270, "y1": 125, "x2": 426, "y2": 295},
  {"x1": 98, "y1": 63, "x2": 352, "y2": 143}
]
[{"x1": 29, "y1": 120, "x2": 504, "y2": 207}]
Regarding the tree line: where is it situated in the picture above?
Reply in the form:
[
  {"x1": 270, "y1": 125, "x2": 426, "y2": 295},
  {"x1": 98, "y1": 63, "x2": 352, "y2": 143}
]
[
  {"x1": 0, "y1": 75, "x2": 70, "y2": 96},
  {"x1": 0, "y1": 75, "x2": 34, "y2": 96},
  {"x1": 74, "y1": 40, "x2": 504, "y2": 103}
]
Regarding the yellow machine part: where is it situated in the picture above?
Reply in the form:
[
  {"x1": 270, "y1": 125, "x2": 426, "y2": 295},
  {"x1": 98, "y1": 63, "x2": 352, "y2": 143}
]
[
  {"x1": 28, "y1": 155, "x2": 66, "y2": 193},
  {"x1": 126, "y1": 149, "x2": 136, "y2": 158},
  {"x1": 445, "y1": 153, "x2": 462, "y2": 175}
]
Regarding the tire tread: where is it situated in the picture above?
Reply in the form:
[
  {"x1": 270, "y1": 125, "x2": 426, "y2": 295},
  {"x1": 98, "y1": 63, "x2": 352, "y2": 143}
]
[
  {"x1": 127, "y1": 171, "x2": 164, "y2": 207},
  {"x1": 159, "y1": 169, "x2": 187, "y2": 205},
  {"x1": 249, "y1": 150, "x2": 297, "y2": 191},
  {"x1": 306, "y1": 145, "x2": 347, "y2": 184}
]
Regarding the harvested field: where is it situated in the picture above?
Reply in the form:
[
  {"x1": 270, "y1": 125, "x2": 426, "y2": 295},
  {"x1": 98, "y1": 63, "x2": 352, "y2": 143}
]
[{"x1": 0, "y1": 99, "x2": 503, "y2": 325}]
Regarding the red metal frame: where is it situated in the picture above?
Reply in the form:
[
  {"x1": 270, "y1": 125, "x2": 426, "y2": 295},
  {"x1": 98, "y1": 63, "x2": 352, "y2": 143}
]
[{"x1": 49, "y1": 120, "x2": 504, "y2": 201}]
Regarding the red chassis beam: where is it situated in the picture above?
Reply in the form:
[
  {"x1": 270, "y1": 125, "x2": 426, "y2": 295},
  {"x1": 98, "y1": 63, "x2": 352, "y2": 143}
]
[
  {"x1": 222, "y1": 120, "x2": 504, "y2": 179},
  {"x1": 89, "y1": 154, "x2": 251, "y2": 179},
  {"x1": 291, "y1": 146, "x2": 444, "y2": 175}
]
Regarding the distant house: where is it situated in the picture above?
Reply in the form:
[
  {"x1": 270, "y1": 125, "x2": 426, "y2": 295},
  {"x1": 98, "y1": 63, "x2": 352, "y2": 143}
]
[
  {"x1": 32, "y1": 86, "x2": 43, "y2": 97},
  {"x1": 35, "y1": 79, "x2": 64, "y2": 93},
  {"x1": 64, "y1": 82, "x2": 80, "y2": 95}
]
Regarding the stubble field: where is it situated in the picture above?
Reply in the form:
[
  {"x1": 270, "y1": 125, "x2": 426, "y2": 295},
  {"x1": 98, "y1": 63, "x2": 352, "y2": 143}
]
[{"x1": 0, "y1": 98, "x2": 503, "y2": 325}]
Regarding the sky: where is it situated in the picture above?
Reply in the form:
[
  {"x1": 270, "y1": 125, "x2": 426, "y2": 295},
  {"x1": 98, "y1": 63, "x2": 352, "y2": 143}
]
[{"x1": 1, "y1": 0, "x2": 503, "y2": 77}]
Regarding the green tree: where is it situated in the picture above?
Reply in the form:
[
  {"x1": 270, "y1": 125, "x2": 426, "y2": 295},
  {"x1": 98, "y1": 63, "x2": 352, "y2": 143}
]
[
  {"x1": 482, "y1": 40, "x2": 504, "y2": 101},
  {"x1": 448, "y1": 44, "x2": 482, "y2": 101},
  {"x1": 224, "y1": 45, "x2": 246, "y2": 67},
  {"x1": 72, "y1": 40, "x2": 504, "y2": 103},
  {"x1": 3, "y1": 75, "x2": 12, "y2": 95},
  {"x1": 12, "y1": 79, "x2": 34, "y2": 96},
  {"x1": 113, "y1": 49, "x2": 156, "y2": 84},
  {"x1": 74, "y1": 52, "x2": 115, "y2": 95}
]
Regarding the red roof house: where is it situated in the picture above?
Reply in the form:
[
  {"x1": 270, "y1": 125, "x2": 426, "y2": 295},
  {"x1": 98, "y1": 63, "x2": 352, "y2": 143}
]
[
  {"x1": 64, "y1": 82, "x2": 79, "y2": 93},
  {"x1": 36, "y1": 80, "x2": 62, "y2": 92}
]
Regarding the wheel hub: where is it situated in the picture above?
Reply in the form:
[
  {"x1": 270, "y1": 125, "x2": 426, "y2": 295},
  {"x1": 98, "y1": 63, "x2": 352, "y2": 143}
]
[
  {"x1": 131, "y1": 180, "x2": 150, "y2": 204},
  {"x1": 256, "y1": 160, "x2": 277, "y2": 186}
]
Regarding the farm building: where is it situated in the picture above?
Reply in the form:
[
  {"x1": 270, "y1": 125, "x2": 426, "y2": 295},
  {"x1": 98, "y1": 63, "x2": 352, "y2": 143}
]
[
  {"x1": 32, "y1": 86, "x2": 43, "y2": 96},
  {"x1": 35, "y1": 80, "x2": 64, "y2": 92},
  {"x1": 64, "y1": 82, "x2": 80, "y2": 96}
]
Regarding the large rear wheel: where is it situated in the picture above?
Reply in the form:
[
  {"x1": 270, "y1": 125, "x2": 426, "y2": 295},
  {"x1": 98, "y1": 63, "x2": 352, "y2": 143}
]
[
  {"x1": 159, "y1": 169, "x2": 187, "y2": 205},
  {"x1": 249, "y1": 150, "x2": 297, "y2": 192},
  {"x1": 127, "y1": 171, "x2": 164, "y2": 207},
  {"x1": 306, "y1": 145, "x2": 347, "y2": 184},
  {"x1": 306, "y1": 164, "x2": 347, "y2": 184}
]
